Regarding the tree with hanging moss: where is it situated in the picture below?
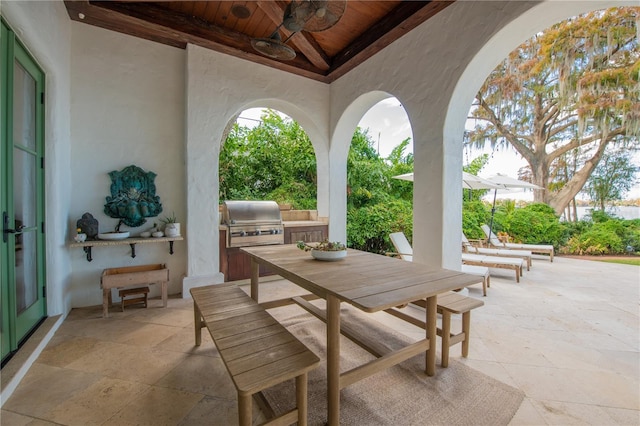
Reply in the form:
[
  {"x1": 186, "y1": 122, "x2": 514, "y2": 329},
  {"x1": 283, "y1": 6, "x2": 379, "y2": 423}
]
[{"x1": 466, "y1": 7, "x2": 639, "y2": 215}]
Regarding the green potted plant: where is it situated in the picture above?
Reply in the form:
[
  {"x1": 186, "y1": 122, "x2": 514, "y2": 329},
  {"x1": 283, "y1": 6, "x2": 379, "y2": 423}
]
[
  {"x1": 161, "y1": 212, "x2": 181, "y2": 237},
  {"x1": 297, "y1": 239, "x2": 347, "y2": 261}
]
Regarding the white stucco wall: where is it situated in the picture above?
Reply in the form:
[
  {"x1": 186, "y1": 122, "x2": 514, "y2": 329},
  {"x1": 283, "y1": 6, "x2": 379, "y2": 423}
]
[
  {"x1": 3, "y1": 0, "x2": 73, "y2": 316},
  {"x1": 329, "y1": 1, "x2": 541, "y2": 269},
  {"x1": 183, "y1": 44, "x2": 330, "y2": 293},
  {"x1": 69, "y1": 23, "x2": 187, "y2": 306}
]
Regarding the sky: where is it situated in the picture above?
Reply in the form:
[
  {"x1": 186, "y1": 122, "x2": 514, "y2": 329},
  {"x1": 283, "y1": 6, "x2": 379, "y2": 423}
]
[{"x1": 238, "y1": 100, "x2": 639, "y2": 201}]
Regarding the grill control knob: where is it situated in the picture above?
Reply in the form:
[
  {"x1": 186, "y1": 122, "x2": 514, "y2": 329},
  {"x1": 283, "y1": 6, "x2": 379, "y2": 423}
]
[
  {"x1": 270, "y1": 229, "x2": 277, "y2": 234},
  {"x1": 240, "y1": 231, "x2": 246, "y2": 236},
  {"x1": 255, "y1": 230, "x2": 261, "y2": 236}
]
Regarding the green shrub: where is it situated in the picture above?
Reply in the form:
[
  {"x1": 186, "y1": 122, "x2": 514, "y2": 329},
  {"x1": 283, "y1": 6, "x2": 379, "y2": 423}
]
[
  {"x1": 503, "y1": 203, "x2": 564, "y2": 247},
  {"x1": 563, "y1": 224, "x2": 625, "y2": 254},
  {"x1": 347, "y1": 200, "x2": 413, "y2": 254},
  {"x1": 462, "y1": 201, "x2": 491, "y2": 239}
]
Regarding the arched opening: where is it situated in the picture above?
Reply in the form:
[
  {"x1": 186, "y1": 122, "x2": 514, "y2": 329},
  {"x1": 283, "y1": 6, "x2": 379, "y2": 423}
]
[
  {"x1": 217, "y1": 106, "x2": 327, "y2": 282},
  {"x1": 347, "y1": 97, "x2": 414, "y2": 254},
  {"x1": 456, "y1": 2, "x2": 635, "y2": 262}
]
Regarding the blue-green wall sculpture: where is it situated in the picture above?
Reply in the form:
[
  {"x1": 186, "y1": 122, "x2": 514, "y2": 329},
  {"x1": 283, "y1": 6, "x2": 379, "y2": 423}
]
[{"x1": 104, "y1": 165, "x2": 163, "y2": 227}]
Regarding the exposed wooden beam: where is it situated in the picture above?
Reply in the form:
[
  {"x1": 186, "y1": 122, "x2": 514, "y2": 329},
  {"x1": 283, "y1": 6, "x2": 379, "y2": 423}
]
[
  {"x1": 327, "y1": 1, "x2": 455, "y2": 82},
  {"x1": 64, "y1": 1, "x2": 329, "y2": 82},
  {"x1": 256, "y1": 0, "x2": 331, "y2": 71}
]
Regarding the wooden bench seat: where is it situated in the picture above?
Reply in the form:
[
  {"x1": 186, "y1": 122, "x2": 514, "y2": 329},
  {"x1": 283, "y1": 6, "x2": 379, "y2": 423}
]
[
  {"x1": 190, "y1": 284, "x2": 320, "y2": 426},
  {"x1": 388, "y1": 292, "x2": 484, "y2": 367},
  {"x1": 434, "y1": 291, "x2": 484, "y2": 367}
]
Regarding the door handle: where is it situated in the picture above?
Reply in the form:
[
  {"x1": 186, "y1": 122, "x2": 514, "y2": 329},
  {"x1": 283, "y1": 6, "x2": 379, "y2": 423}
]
[
  {"x1": 3, "y1": 211, "x2": 25, "y2": 243},
  {"x1": 5, "y1": 225, "x2": 26, "y2": 234}
]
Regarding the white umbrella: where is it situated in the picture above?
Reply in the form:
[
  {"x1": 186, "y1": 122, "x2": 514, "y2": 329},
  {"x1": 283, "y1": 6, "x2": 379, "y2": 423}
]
[
  {"x1": 392, "y1": 172, "x2": 503, "y2": 190},
  {"x1": 487, "y1": 173, "x2": 543, "y2": 190},
  {"x1": 393, "y1": 172, "x2": 415, "y2": 182},
  {"x1": 462, "y1": 172, "x2": 504, "y2": 190},
  {"x1": 485, "y1": 174, "x2": 544, "y2": 238}
]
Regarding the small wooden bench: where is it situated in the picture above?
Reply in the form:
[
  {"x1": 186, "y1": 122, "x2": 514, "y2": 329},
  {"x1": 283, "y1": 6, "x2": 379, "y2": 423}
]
[
  {"x1": 118, "y1": 286, "x2": 149, "y2": 311},
  {"x1": 435, "y1": 291, "x2": 484, "y2": 367},
  {"x1": 101, "y1": 264, "x2": 169, "y2": 318},
  {"x1": 190, "y1": 284, "x2": 320, "y2": 426},
  {"x1": 388, "y1": 292, "x2": 484, "y2": 367}
]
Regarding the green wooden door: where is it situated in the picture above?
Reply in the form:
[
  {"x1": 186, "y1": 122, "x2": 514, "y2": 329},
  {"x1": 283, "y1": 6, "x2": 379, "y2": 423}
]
[{"x1": 1, "y1": 19, "x2": 47, "y2": 364}]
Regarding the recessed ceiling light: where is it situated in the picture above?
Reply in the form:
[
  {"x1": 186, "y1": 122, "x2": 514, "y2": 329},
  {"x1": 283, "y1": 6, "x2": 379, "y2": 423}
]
[
  {"x1": 78, "y1": 12, "x2": 85, "y2": 20},
  {"x1": 230, "y1": 5, "x2": 250, "y2": 20}
]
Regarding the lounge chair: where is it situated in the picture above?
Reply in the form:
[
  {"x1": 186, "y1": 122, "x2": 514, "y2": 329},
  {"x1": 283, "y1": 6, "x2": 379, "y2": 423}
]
[
  {"x1": 389, "y1": 232, "x2": 490, "y2": 296},
  {"x1": 462, "y1": 233, "x2": 532, "y2": 270},
  {"x1": 461, "y1": 253, "x2": 524, "y2": 283},
  {"x1": 481, "y1": 224, "x2": 554, "y2": 262}
]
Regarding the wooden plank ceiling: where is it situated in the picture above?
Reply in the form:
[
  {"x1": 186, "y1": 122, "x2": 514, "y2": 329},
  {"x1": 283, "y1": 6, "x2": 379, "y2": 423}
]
[{"x1": 64, "y1": 1, "x2": 454, "y2": 83}]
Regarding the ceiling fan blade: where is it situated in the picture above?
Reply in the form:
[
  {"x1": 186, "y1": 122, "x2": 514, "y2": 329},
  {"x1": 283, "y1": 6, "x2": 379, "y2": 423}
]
[
  {"x1": 300, "y1": 0, "x2": 346, "y2": 32},
  {"x1": 251, "y1": 35, "x2": 296, "y2": 61}
]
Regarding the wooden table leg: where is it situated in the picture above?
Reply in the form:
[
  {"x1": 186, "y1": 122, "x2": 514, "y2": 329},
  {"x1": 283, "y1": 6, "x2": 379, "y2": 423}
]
[
  {"x1": 250, "y1": 259, "x2": 259, "y2": 302},
  {"x1": 426, "y1": 295, "x2": 437, "y2": 376},
  {"x1": 194, "y1": 304, "x2": 202, "y2": 346},
  {"x1": 327, "y1": 294, "x2": 341, "y2": 426}
]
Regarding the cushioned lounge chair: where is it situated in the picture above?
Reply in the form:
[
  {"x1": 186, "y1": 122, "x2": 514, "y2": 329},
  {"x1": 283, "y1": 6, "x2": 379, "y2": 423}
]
[
  {"x1": 461, "y1": 253, "x2": 524, "y2": 283},
  {"x1": 389, "y1": 232, "x2": 489, "y2": 296},
  {"x1": 462, "y1": 233, "x2": 532, "y2": 270},
  {"x1": 481, "y1": 224, "x2": 554, "y2": 262}
]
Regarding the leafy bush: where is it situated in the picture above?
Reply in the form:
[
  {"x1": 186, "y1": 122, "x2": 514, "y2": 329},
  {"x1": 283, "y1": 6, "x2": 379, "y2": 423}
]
[
  {"x1": 503, "y1": 203, "x2": 565, "y2": 247},
  {"x1": 462, "y1": 201, "x2": 491, "y2": 239},
  {"x1": 563, "y1": 224, "x2": 624, "y2": 255},
  {"x1": 560, "y1": 217, "x2": 640, "y2": 255},
  {"x1": 347, "y1": 200, "x2": 413, "y2": 254}
]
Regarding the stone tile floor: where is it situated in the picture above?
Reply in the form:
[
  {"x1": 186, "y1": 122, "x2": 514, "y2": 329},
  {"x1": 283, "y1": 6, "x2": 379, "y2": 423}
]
[{"x1": 1, "y1": 256, "x2": 638, "y2": 425}]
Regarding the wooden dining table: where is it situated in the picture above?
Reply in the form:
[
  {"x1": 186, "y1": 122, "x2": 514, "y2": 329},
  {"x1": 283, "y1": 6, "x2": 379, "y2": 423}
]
[{"x1": 241, "y1": 244, "x2": 482, "y2": 425}]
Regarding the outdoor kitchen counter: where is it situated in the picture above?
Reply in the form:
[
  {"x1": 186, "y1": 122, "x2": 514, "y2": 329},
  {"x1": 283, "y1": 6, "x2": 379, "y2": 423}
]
[
  {"x1": 217, "y1": 220, "x2": 328, "y2": 229},
  {"x1": 283, "y1": 221, "x2": 328, "y2": 244},
  {"x1": 283, "y1": 220, "x2": 328, "y2": 227}
]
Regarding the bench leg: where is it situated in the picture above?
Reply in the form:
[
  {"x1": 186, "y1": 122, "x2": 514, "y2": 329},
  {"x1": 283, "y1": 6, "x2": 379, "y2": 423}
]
[
  {"x1": 238, "y1": 392, "x2": 252, "y2": 426},
  {"x1": 161, "y1": 281, "x2": 168, "y2": 307},
  {"x1": 193, "y1": 303, "x2": 202, "y2": 346},
  {"x1": 462, "y1": 311, "x2": 471, "y2": 357},
  {"x1": 296, "y1": 372, "x2": 308, "y2": 426},
  {"x1": 441, "y1": 311, "x2": 451, "y2": 368},
  {"x1": 103, "y1": 288, "x2": 110, "y2": 318},
  {"x1": 515, "y1": 267, "x2": 520, "y2": 283}
]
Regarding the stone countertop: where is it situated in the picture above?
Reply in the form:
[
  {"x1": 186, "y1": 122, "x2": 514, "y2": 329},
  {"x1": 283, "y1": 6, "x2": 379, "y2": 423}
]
[
  {"x1": 283, "y1": 220, "x2": 328, "y2": 227},
  {"x1": 219, "y1": 221, "x2": 328, "y2": 230}
]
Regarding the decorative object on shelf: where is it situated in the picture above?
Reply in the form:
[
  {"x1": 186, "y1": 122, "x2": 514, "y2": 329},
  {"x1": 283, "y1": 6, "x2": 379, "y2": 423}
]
[
  {"x1": 98, "y1": 231, "x2": 130, "y2": 240},
  {"x1": 152, "y1": 231, "x2": 164, "y2": 238},
  {"x1": 74, "y1": 228, "x2": 87, "y2": 243},
  {"x1": 103, "y1": 165, "x2": 163, "y2": 227},
  {"x1": 140, "y1": 231, "x2": 151, "y2": 238},
  {"x1": 297, "y1": 239, "x2": 347, "y2": 261},
  {"x1": 76, "y1": 212, "x2": 99, "y2": 240},
  {"x1": 161, "y1": 212, "x2": 181, "y2": 237}
]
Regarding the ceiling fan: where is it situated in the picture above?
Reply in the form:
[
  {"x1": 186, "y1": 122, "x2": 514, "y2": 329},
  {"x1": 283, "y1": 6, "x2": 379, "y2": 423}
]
[
  {"x1": 252, "y1": 0, "x2": 347, "y2": 61},
  {"x1": 283, "y1": 0, "x2": 347, "y2": 33}
]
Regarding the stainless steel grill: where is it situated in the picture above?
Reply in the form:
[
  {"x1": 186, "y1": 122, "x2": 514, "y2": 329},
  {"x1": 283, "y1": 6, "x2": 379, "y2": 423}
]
[{"x1": 222, "y1": 200, "x2": 284, "y2": 248}]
